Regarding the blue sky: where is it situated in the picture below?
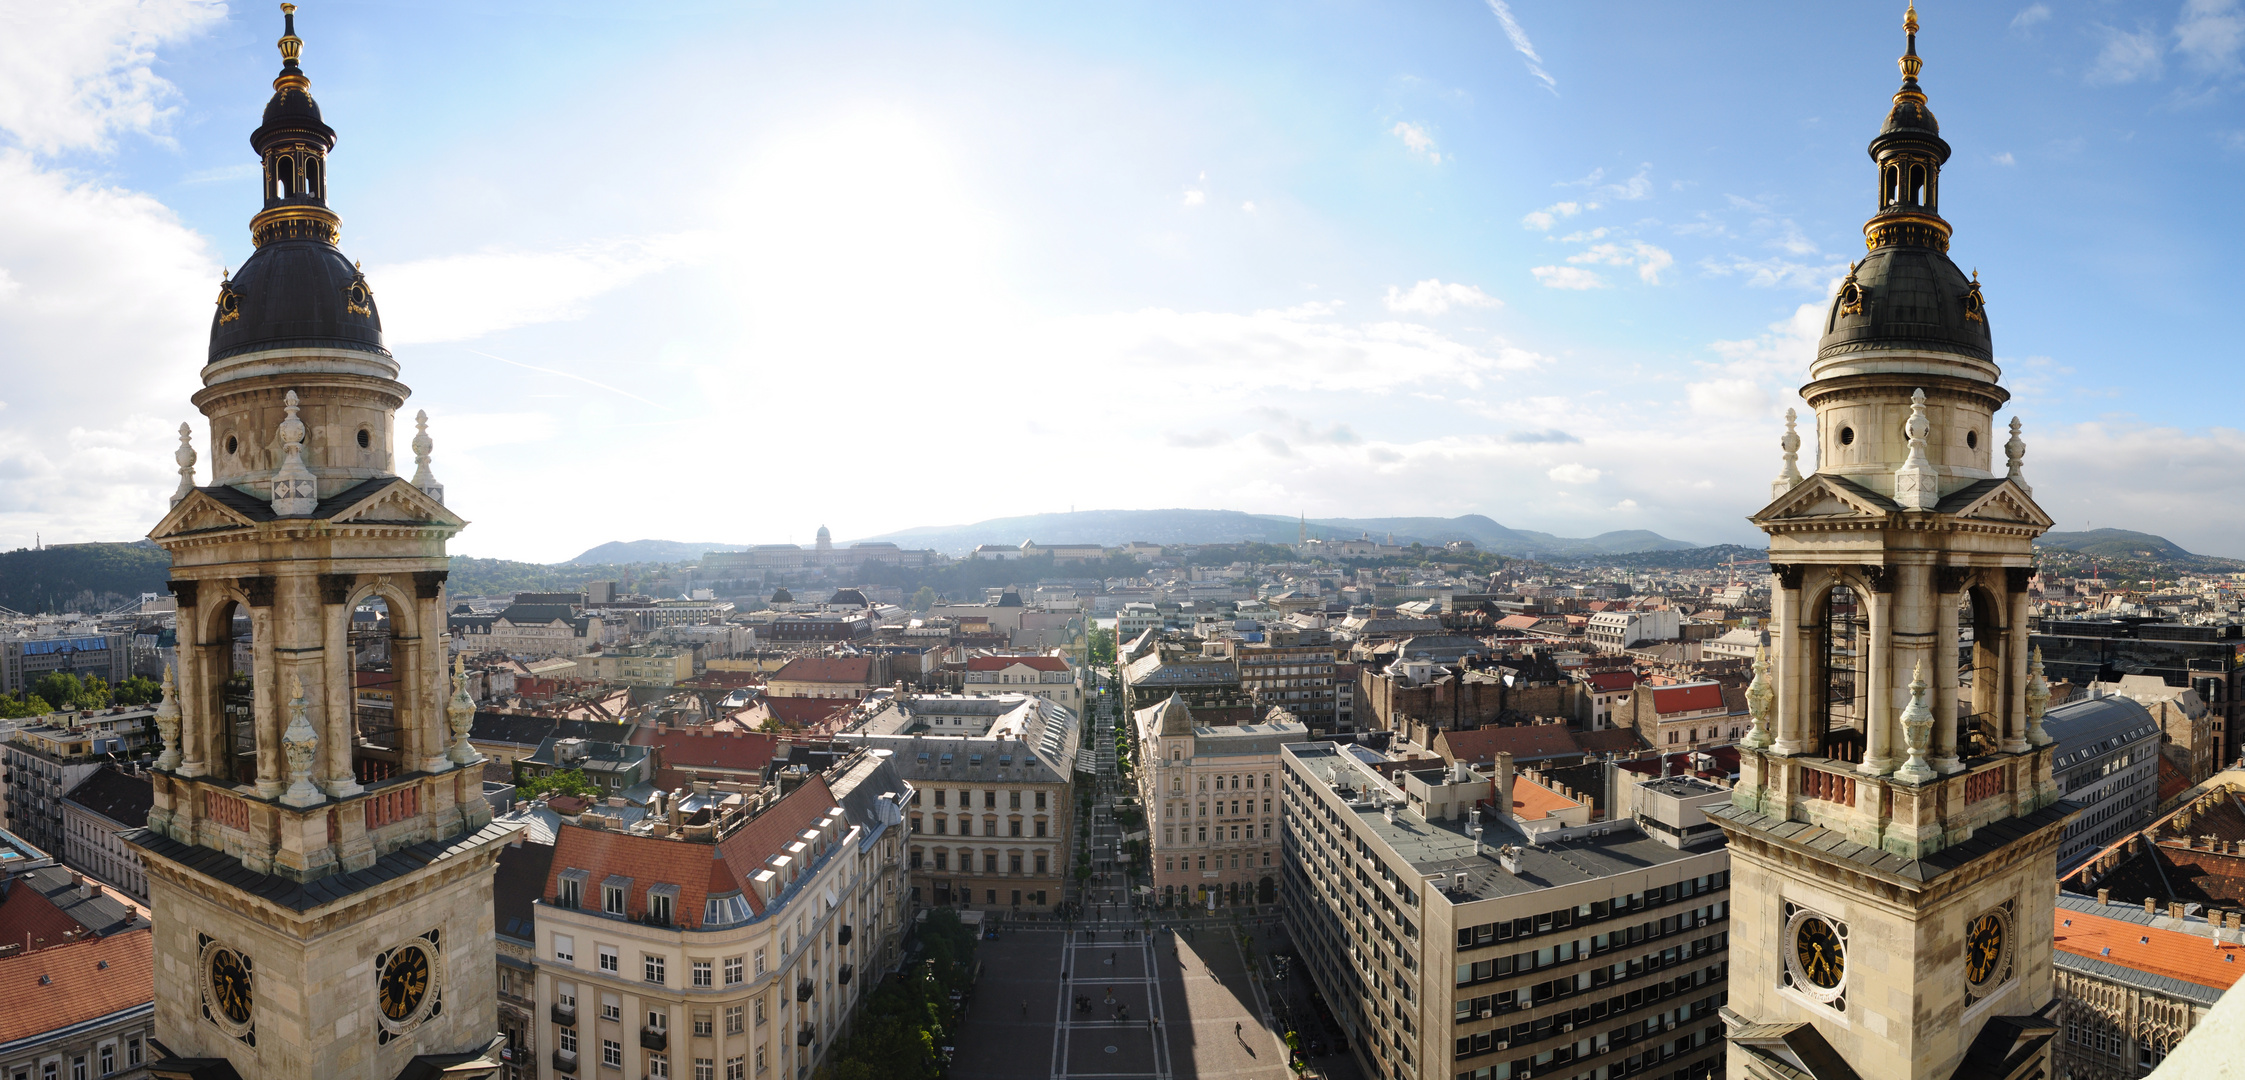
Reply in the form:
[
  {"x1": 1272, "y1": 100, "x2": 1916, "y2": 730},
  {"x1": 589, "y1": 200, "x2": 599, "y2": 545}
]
[{"x1": 3, "y1": 1, "x2": 2243, "y2": 561}]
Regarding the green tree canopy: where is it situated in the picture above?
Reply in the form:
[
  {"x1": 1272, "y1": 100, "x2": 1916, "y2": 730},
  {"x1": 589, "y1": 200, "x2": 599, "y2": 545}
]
[{"x1": 517, "y1": 768, "x2": 602, "y2": 800}]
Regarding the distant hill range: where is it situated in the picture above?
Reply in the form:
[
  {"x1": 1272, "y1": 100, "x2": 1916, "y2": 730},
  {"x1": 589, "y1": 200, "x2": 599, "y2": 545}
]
[
  {"x1": 564, "y1": 540, "x2": 748, "y2": 565},
  {"x1": 0, "y1": 541, "x2": 174, "y2": 614},
  {"x1": 2034, "y1": 529, "x2": 2197, "y2": 562},
  {"x1": 846, "y1": 510, "x2": 1700, "y2": 558}
]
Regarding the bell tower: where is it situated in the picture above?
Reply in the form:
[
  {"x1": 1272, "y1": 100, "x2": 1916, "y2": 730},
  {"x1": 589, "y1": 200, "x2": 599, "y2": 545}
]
[
  {"x1": 129, "y1": 7, "x2": 514, "y2": 1080},
  {"x1": 1712, "y1": 8, "x2": 2075, "y2": 1080}
]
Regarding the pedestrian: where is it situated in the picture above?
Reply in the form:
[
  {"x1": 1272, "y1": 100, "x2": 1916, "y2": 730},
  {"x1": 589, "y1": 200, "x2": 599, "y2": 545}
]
[{"x1": 1236, "y1": 1022, "x2": 1243, "y2": 1037}]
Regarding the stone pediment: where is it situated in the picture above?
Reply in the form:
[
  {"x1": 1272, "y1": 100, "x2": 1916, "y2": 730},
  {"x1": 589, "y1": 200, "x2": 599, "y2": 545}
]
[
  {"x1": 1753, "y1": 474, "x2": 1896, "y2": 526},
  {"x1": 325, "y1": 476, "x2": 463, "y2": 528},
  {"x1": 1938, "y1": 478, "x2": 2053, "y2": 529},
  {"x1": 148, "y1": 476, "x2": 463, "y2": 545},
  {"x1": 149, "y1": 488, "x2": 261, "y2": 540}
]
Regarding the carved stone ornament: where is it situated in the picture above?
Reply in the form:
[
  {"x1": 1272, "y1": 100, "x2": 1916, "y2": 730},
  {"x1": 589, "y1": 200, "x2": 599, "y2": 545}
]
[
  {"x1": 172, "y1": 423, "x2": 199, "y2": 507},
  {"x1": 154, "y1": 663, "x2": 184, "y2": 770},
  {"x1": 1860, "y1": 564, "x2": 1895, "y2": 593},
  {"x1": 269, "y1": 389, "x2": 318, "y2": 517},
  {"x1": 1742, "y1": 642, "x2": 1776, "y2": 750},
  {"x1": 413, "y1": 569, "x2": 449, "y2": 601},
  {"x1": 319, "y1": 573, "x2": 356, "y2": 607},
  {"x1": 446, "y1": 653, "x2": 478, "y2": 765},
  {"x1": 2025, "y1": 646, "x2": 2054, "y2": 748},
  {"x1": 279, "y1": 672, "x2": 324, "y2": 808},
  {"x1": 168, "y1": 578, "x2": 200, "y2": 608},
  {"x1": 2004, "y1": 416, "x2": 2032, "y2": 496},
  {"x1": 239, "y1": 575, "x2": 276, "y2": 608},
  {"x1": 1772, "y1": 409, "x2": 1805, "y2": 501},
  {"x1": 1893, "y1": 661, "x2": 1937, "y2": 784},
  {"x1": 1893, "y1": 387, "x2": 1939, "y2": 511},
  {"x1": 2005, "y1": 567, "x2": 2034, "y2": 594},
  {"x1": 410, "y1": 410, "x2": 445, "y2": 506},
  {"x1": 1771, "y1": 563, "x2": 1806, "y2": 591},
  {"x1": 1935, "y1": 566, "x2": 1973, "y2": 595}
]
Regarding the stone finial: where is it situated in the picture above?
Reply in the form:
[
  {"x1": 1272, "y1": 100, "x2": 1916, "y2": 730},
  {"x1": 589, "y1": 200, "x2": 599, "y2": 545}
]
[
  {"x1": 270, "y1": 390, "x2": 318, "y2": 516},
  {"x1": 447, "y1": 652, "x2": 479, "y2": 765},
  {"x1": 1894, "y1": 660, "x2": 1937, "y2": 783},
  {"x1": 2026, "y1": 646, "x2": 2055, "y2": 747},
  {"x1": 153, "y1": 663, "x2": 183, "y2": 770},
  {"x1": 2005, "y1": 416, "x2": 2032, "y2": 496},
  {"x1": 171, "y1": 423, "x2": 198, "y2": 507},
  {"x1": 279, "y1": 672, "x2": 324, "y2": 807},
  {"x1": 1742, "y1": 638, "x2": 1775, "y2": 750},
  {"x1": 1771, "y1": 408, "x2": 1805, "y2": 501},
  {"x1": 411, "y1": 409, "x2": 445, "y2": 505},
  {"x1": 1893, "y1": 387, "x2": 1939, "y2": 511}
]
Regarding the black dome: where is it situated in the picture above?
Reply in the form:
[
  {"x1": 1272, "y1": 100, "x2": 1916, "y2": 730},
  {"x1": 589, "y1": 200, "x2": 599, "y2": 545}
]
[
  {"x1": 209, "y1": 239, "x2": 386, "y2": 363},
  {"x1": 254, "y1": 84, "x2": 334, "y2": 148},
  {"x1": 1817, "y1": 246, "x2": 1989, "y2": 364}
]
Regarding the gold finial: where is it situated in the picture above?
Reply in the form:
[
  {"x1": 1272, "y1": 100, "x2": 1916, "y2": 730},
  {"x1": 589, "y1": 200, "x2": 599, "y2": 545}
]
[{"x1": 1905, "y1": 3, "x2": 1918, "y2": 36}]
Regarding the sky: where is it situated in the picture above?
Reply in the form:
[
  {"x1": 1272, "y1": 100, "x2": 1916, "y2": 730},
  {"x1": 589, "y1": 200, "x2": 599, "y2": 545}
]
[{"x1": 3, "y1": 0, "x2": 2244, "y2": 563}]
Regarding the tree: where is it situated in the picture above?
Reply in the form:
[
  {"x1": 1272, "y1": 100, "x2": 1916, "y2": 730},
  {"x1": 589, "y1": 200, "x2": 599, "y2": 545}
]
[
  {"x1": 112, "y1": 675, "x2": 162, "y2": 706},
  {"x1": 31, "y1": 672, "x2": 106, "y2": 711},
  {"x1": 910, "y1": 586, "x2": 937, "y2": 612},
  {"x1": 1087, "y1": 626, "x2": 1117, "y2": 666},
  {"x1": 0, "y1": 693, "x2": 55, "y2": 719},
  {"x1": 517, "y1": 768, "x2": 602, "y2": 800}
]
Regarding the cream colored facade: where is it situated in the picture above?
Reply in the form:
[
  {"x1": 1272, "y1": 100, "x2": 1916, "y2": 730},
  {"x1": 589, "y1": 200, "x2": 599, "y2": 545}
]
[
  {"x1": 531, "y1": 760, "x2": 912, "y2": 1080},
  {"x1": 1714, "y1": 14, "x2": 2072, "y2": 1080},
  {"x1": 572, "y1": 647, "x2": 694, "y2": 687},
  {"x1": 1135, "y1": 697, "x2": 1304, "y2": 908}
]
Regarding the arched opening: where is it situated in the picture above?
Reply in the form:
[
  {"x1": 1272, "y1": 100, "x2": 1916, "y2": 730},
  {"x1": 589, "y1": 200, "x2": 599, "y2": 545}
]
[
  {"x1": 216, "y1": 600, "x2": 257, "y2": 785},
  {"x1": 305, "y1": 156, "x2": 321, "y2": 199},
  {"x1": 1909, "y1": 164, "x2": 1927, "y2": 206},
  {"x1": 1882, "y1": 165, "x2": 1899, "y2": 208},
  {"x1": 1815, "y1": 584, "x2": 1867, "y2": 762},
  {"x1": 351, "y1": 595, "x2": 405, "y2": 783},
  {"x1": 1257, "y1": 876, "x2": 1276, "y2": 904},
  {"x1": 1960, "y1": 587, "x2": 2004, "y2": 756},
  {"x1": 276, "y1": 155, "x2": 294, "y2": 199}
]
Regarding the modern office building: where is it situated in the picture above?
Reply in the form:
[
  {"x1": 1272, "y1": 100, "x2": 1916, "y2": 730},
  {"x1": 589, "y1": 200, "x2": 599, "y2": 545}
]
[
  {"x1": 1281, "y1": 741, "x2": 1731, "y2": 1080},
  {"x1": 2043, "y1": 696, "x2": 2162, "y2": 873}
]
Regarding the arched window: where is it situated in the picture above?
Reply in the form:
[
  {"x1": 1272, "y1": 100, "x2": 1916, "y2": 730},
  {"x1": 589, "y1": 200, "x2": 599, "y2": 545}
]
[
  {"x1": 1882, "y1": 165, "x2": 1899, "y2": 208},
  {"x1": 215, "y1": 600, "x2": 256, "y2": 785},
  {"x1": 305, "y1": 157, "x2": 321, "y2": 199},
  {"x1": 1909, "y1": 164, "x2": 1927, "y2": 207},
  {"x1": 1960, "y1": 588, "x2": 2003, "y2": 756},
  {"x1": 1817, "y1": 585, "x2": 1865, "y2": 760},
  {"x1": 276, "y1": 155, "x2": 294, "y2": 199}
]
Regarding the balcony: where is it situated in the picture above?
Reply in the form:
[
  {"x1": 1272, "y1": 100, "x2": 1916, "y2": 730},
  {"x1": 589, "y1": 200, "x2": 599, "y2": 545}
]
[
  {"x1": 796, "y1": 1026, "x2": 814, "y2": 1047},
  {"x1": 552, "y1": 1049, "x2": 579, "y2": 1074},
  {"x1": 838, "y1": 965, "x2": 853, "y2": 986},
  {"x1": 639, "y1": 1027, "x2": 667, "y2": 1052},
  {"x1": 551, "y1": 1002, "x2": 576, "y2": 1026},
  {"x1": 835, "y1": 924, "x2": 852, "y2": 947},
  {"x1": 796, "y1": 978, "x2": 814, "y2": 1002}
]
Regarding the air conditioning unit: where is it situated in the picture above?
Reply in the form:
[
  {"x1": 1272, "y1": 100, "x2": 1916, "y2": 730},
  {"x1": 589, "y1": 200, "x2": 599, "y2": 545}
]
[{"x1": 1494, "y1": 1041, "x2": 1509, "y2": 1051}]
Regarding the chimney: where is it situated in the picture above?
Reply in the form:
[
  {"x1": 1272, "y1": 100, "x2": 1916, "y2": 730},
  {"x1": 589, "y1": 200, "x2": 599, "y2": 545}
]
[
  {"x1": 1493, "y1": 752, "x2": 1515, "y2": 820},
  {"x1": 2146, "y1": 898, "x2": 2159, "y2": 915}
]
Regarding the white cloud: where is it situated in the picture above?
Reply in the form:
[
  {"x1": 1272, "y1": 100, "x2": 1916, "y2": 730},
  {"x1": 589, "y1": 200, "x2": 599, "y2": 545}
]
[
  {"x1": 0, "y1": 0, "x2": 224, "y2": 155},
  {"x1": 1532, "y1": 265, "x2": 1606, "y2": 289},
  {"x1": 2177, "y1": 0, "x2": 2245, "y2": 75},
  {"x1": 1992, "y1": 151, "x2": 2018, "y2": 166},
  {"x1": 1686, "y1": 378, "x2": 1772, "y2": 418},
  {"x1": 2087, "y1": 25, "x2": 2166, "y2": 85},
  {"x1": 1383, "y1": 279, "x2": 1503, "y2": 315},
  {"x1": 1521, "y1": 200, "x2": 1590, "y2": 231},
  {"x1": 1700, "y1": 255, "x2": 1847, "y2": 291},
  {"x1": 1241, "y1": 200, "x2": 1256, "y2": 213},
  {"x1": 1566, "y1": 241, "x2": 1674, "y2": 284},
  {"x1": 1611, "y1": 499, "x2": 1638, "y2": 511},
  {"x1": 1547, "y1": 463, "x2": 1602, "y2": 485},
  {"x1": 374, "y1": 233, "x2": 710, "y2": 346},
  {"x1": 2011, "y1": 4, "x2": 2052, "y2": 30},
  {"x1": 1391, "y1": 121, "x2": 1441, "y2": 164},
  {"x1": 1482, "y1": 1, "x2": 1558, "y2": 94},
  {"x1": 1183, "y1": 188, "x2": 1206, "y2": 206},
  {"x1": 1600, "y1": 165, "x2": 1654, "y2": 201}
]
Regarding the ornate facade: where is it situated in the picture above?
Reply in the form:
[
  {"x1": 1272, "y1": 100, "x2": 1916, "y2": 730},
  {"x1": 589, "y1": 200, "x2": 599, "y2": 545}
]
[
  {"x1": 128, "y1": 8, "x2": 515, "y2": 1079},
  {"x1": 1712, "y1": 9, "x2": 2077, "y2": 1080}
]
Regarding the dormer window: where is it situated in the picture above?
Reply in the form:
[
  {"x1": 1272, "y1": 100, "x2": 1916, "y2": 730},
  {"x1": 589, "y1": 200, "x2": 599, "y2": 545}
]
[
  {"x1": 603, "y1": 875, "x2": 632, "y2": 916},
  {"x1": 648, "y1": 884, "x2": 680, "y2": 927},
  {"x1": 557, "y1": 869, "x2": 589, "y2": 910},
  {"x1": 704, "y1": 893, "x2": 752, "y2": 927}
]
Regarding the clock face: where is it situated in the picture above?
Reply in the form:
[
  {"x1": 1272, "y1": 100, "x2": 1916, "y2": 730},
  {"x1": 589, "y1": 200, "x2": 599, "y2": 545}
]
[
  {"x1": 1966, "y1": 911, "x2": 2007, "y2": 986},
  {"x1": 1793, "y1": 916, "x2": 1845, "y2": 990},
  {"x1": 208, "y1": 946, "x2": 253, "y2": 1024},
  {"x1": 378, "y1": 944, "x2": 432, "y2": 1023}
]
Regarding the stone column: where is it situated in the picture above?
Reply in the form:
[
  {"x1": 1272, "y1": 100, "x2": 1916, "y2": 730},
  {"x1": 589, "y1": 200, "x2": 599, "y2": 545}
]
[
  {"x1": 414, "y1": 570, "x2": 454, "y2": 773},
  {"x1": 1773, "y1": 565, "x2": 1808, "y2": 755},
  {"x1": 319, "y1": 574, "x2": 363, "y2": 797},
  {"x1": 1932, "y1": 569, "x2": 1965, "y2": 773},
  {"x1": 244, "y1": 576, "x2": 284, "y2": 798},
  {"x1": 172, "y1": 581, "x2": 209, "y2": 778},
  {"x1": 2004, "y1": 570, "x2": 2033, "y2": 754},
  {"x1": 1860, "y1": 576, "x2": 1895, "y2": 776}
]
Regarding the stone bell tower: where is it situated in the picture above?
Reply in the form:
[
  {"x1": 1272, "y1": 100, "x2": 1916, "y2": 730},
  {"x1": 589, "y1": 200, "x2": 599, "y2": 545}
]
[
  {"x1": 128, "y1": 7, "x2": 514, "y2": 1080},
  {"x1": 1711, "y1": 8, "x2": 2076, "y2": 1080}
]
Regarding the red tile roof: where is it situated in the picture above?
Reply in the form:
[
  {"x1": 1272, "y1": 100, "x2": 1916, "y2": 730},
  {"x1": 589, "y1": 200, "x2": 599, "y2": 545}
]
[
  {"x1": 545, "y1": 774, "x2": 840, "y2": 923},
  {"x1": 1438, "y1": 725, "x2": 1583, "y2": 765},
  {"x1": 2055, "y1": 906, "x2": 2245, "y2": 992},
  {"x1": 1581, "y1": 671, "x2": 1638, "y2": 693},
  {"x1": 642, "y1": 730, "x2": 780, "y2": 774},
  {"x1": 1649, "y1": 683, "x2": 1725, "y2": 715},
  {"x1": 771, "y1": 657, "x2": 876, "y2": 684},
  {"x1": 967, "y1": 656, "x2": 1069, "y2": 672},
  {"x1": 0, "y1": 928, "x2": 152, "y2": 1045},
  {"x1": 2158, "y1": 755, "x2": 2194, "y2": 808},
  {"x1": 1495, "y1": 615, "x2": 1543, "y2": 631},
  {"x1": 763, "y1": 697, "x2": 856, "y2": 728},
  {"x1": 0, "y1": 876, "x2": 92, "y2": 951},
  {"x1": 1575, "y1": 728, "x2": 1647, "y2": 755},
  {"x1": 1510, "y1": 777, "x2": 1582, "y2": 821}
]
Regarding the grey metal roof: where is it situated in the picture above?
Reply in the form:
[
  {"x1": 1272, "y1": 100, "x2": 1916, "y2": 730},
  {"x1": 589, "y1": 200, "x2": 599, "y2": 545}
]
[
  {"x1": 2045, "y1": 695, "x2": 2160, "y2": 771},
  {"x1": 123, "y1": 820, "x2": 519, "y2": 913}
]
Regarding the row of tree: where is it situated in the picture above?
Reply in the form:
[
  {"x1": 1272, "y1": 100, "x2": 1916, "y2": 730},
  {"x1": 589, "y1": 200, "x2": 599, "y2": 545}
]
[
  {"x1": 815, "y1": 909, "x2": 979, "y2": 1080},
  {"x1": 0, "y1": 672, "x2": 162, "y2": 718}
]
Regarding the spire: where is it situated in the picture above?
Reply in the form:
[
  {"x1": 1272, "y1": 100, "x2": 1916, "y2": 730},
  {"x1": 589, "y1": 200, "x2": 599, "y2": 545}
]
[
  {"x1": 1864, "y1": 2, "x2": 1952, "y2": 252},
  {"x1": 249, "y1": 2, "x2": 340, "y2": 247},
  {"x1": 411, "y1": 410, "x2": 445, "y2": 504},
  {"x1": 271, "y1": 389, "x2": 319, "y2": 515},
  {"x1": 275, "y1": 3, "x2": 306, "y2": 90},
  {"x1": 1899, "y1": 3, "x2": 1922, "y2": 90}
]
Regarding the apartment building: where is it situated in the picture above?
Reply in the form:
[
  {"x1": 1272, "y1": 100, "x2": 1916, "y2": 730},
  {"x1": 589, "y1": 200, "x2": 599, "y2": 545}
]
[
  {"x1": 962, "y1": 655, "x2": 1082, "y2": 712},
  {"x1": 59, "y1": 765, "x2": 153, "y2": 903},
  {"x1": 2045, "y1": 695, "x2": 2162, "y2": 873},
  {"x1": 3, "y1": 710, "x2": 153, "y2": 857},
  {"x1": 1136, "y1": 697, "x2": 1306, "y2": 909},
  {"x1": 838, "y1": 693, "x2": 1080, "y2": 910},
  {"x1": 1280, "y1": 742, "x2": 1730, "y2": 1080},
  {"x1": 1238, "y1": 639, "x2": 1343, "y2": 733},
  {"x1": 532, "y1": 749, "x2": 913, "y2": 1080}
]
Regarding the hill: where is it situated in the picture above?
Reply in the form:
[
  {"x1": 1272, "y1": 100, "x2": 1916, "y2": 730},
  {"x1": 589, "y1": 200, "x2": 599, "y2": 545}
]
[
  {"x1": 565, "y1": 540, "x2": 747, "y2": 565},
  {"x1": 853, "y1": 509, "x2": 1697, "y2": 557},
  {"x1": 0, "y1": 541, "x2": 174, "y2": 614},
  {"x1": 2035, "y1": 529, "x2": 2196, "y2": 561}
]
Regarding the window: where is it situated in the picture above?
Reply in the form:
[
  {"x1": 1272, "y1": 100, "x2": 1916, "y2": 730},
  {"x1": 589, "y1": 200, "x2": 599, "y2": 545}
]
[
  {"x1": 554, "y1": 934, "x2": 576, "y2": 964},
  {"x1": 598, "y1": 945, "x2": 618, "y2": 973},
  {"x1": 754, "y1": 948, "x2": 767, "y2": 976},
  {"x1": 1035, "y1": 791, "x2": 1047, "y2": 810},
  {"x1": 650, "y1": 891, "x2": 675, "y2": 925},
  {"x1": 100, "y1": 1047, "x2": 112, "y2": 1077},
  {"x1": 648, "y1": 1009, "x2": 668, "y2": 1033},
  {"x1": 604, "y1": 879, "x2": 628, "y2": 915},
  {"x1": 1197, "y1": 855, "x2": 1206, "y2": 870},
  {"x1": 935, "y1": 852, "x2": 948, "y2": 870},
  {"x1": 696, "y1": 1060, "x2": 715, "y2": 1080},
  {"x1": 724, "y1": 956, "x2": 743, "y2": 985},
  {"x1": 910, "y1": 849, "x2": 923, "y2": 868},
  {"x1": 127, "y1": 1042, "x2": 140, "y2": 1069},
  {"x1": 910, "y1": 815, "x2": 921, "y2": 833},
  {"x1": 71, "y1": 1057, "x2": 84, "y2": 1080},
  {"x1": 985, "y1": 790, "x2": 997, "y2": 809},
  {"x1": 934, "y1": 791, "x2": 946, "y2": 808},
  {"x1": 559, "y1": 1028, "x2": 578, "y2": 1053},
  {"x1": 934, "y1": 818, "x2": 947, "y2": 835},
  {"x1": 985, "y1": 853, "x2": 999, "y2": 872},
  {"x1": 645, "y1": 954, "x2": 667, "y2": 984},
  {"x1": 1010, "y1": 854, "x2": 1023, "y2": 873},
  {"x1": 754, "y1": 998, "x2": 766, "y2": 1024},
  {"x1": 1010, "y1": 821, "x2": 1022, "y2": 837},
  {"x1": 646, "y1": 1052, "x2": 667, "y2": 1078},
  {"x1": 755, "y1": 1048, "x2": 766, "y2": 1074},
  {"x1": 1035, "y1": 820, "x2": 1047, "y2": 838},
  {"x1": 693, "y1": 960, "x2": 713, "y2": 987},
  {"x1": 1197, "y1": 827, "x2": 1206, "y2": 842},
  {"x1": 1009, "y1": 791, "x2": 1021, "y2": 809},
  {"x1": 727, "y1": 1005, "x2": 745, "y2": 1034},
  {"x1": 602, "y1": 993, "x2": 621, "y2": 1022},
  {"x1": 727, "y1": 1056, "x2": 744, "y2": 1080},
  {"x1": 1037, "y1": 854, "x2": 1049, "y2": 874},
  {"x1": 602, "y1": 1041, "x2": 623, "y2": 1068}
]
